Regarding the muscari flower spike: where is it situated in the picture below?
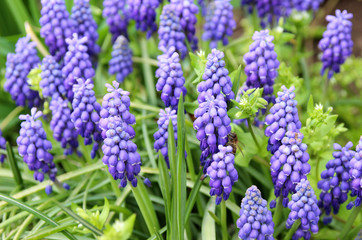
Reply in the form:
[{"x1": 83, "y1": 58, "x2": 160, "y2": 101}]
[
  {"x1": 71, "y1": 79, "x2": 102, "y2": 159},
  {"x1": 240, "y1": 0, "x2": 256, "y2": 14},
  {"x1": 109, "y1": 35, "x2": 133, "y2": 83},
  {"x1": 317, "y1": 142, "x2": 354, "y2": 224},
  {"x1": 283, "y1": 0, "x2": 324, "y2": 16},
  {"x1": 244, "y1": 30, "x2": 280, "y2": 105},
  {"x1": 17, "y1": 108, "x2": 60, "y2": 194},
  {"x1": 256, "y1": 0, "x2": 283, "y2": 28},
  {"x1": 207, "y1": 145, "x2": 238, "y2": 205},
  {"x1": 265, "y1": 86, "x2": 301, "y2": 154},
  {"x1": 128, "y1": 0, "x2": 159, "y2": 38},
  {"x1": 5, "y1": 36, "x2": 42, "y2": 108},
  {"x1": 156, "y1": 47, "x2": 187, "y2": 109},
  {"x1": 39, "y1": 0, "x2": 74, "y2": 61},
  {"x1": 203, "y1": 0, "x2": 236, "y2": 49},
  {"x1": 198, "y1": 0, "x2": 206, "y2": 16},
  {"x1": 102, "y1": 0, "x2": 129, "y2": 42},
  {"x1": 40, "y1": 55, "x2": 66, "y2": 99},
  {"x1": 348, "y1": 136, "x2": 362, "y2": 209},
  {"x1": 319, "y1": 9, "x2": 353, "y2": 79},
  {"x1": 269, "y1": 130, "x2": 311, "y2": 208},
  {"x1": 236, "y1": 185, "x2": 274, "y2": 240},
  {"x1": 50, "y1": 95, "x2": 80, "y2": 156},
  {"x1": 193, "y1": 94, "x2": 231, "y2": 172},
  {"x1": 154, "y1": 108, "x2": 177, "y2": 167},
  {"x1": 63, "y1": 34, "x2": 95, "y2": 101},
  {"x1": 99, "y1": 81, "x2": 141, "y2": 187},
  {"x1": 171, "y1": 0, "x2": 199, "y2": 51},
  {"x1": 0, "y1": 130, "x2": 6, "y2": 163},
  {"x1": 197, "y1": 49, "x2": 234, "y2": 103},
  {"x1": 286, "y1": 179, "x2": 320, "y2": 240},
  {"x1": 158, "y1": 4, "x2": 187, "y2": 59},
  {"x1": 71, "y1": 0, "x2": 100, "y2": 56}
]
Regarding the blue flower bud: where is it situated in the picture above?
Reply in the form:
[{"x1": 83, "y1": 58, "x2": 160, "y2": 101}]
[{"x1": 0, "y1": 130, "x2": 6, "y2": 163}]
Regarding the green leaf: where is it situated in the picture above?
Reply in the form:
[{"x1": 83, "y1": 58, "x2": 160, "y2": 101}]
[
  {"x1": 0, "y1": 193, "x2": 77, "y2": 240},
  {"x1": 229, "y1": 65, "x2": 243, "y2": 95},
  {"x1": 6, "y1": 142, "x2": 23, "y2": 189},
  {"x1": 307, "y1": 95, "x2": 314, "y2": 116},
  {"x1": 190, "y1": 51, "x2": 207, "y2": 85},
  {"x1": 99, "y1": 198, "x2": 110, "y2": 227},
  {"x1": 23, "y1": 222, "x2": 77, "y2": 240},
  {"x1": 201, "y1": 200, "x2": 216, "y2": 240},
  {"x1": 184, "y1": 101, "x2": 199, "y2": 114},
  {"x1": 157, "y1": 153, "x2": 171, "y2": 236},
  {"x1": 184, "y1": 171, "x2": 203, "y2": 224},
  {"x1": 99, "y1": 214, "x2": 136, "y2": 240}
]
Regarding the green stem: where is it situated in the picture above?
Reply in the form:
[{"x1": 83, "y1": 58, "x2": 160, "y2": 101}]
[
  {"x1": 322, "y1": 75, "x2": 330, "y2": 105},
  {"x1": 247, "y1": 118, "x2": 260, "y2": 149},
  {"x1": 273, "y1": 197, "x2": 284, "y2": 228},
  {"x1": 6, "y1": 142, "x2": 23, "y2": 190},
  {"x1": 283, "y1": 219, "x2": 300, "y2": 240},
  {"x1": 24, "y1": 22, "x2": 49, "y2": 57},
  {"x1": 220, "y1": 201, "x2": 228, "y2": 240},
  {"x1": 339, "y1": 204, "x2": 362, "y2": 239},
  {"x1": 140, "y1": 38, "x2": 157, "y2": 106}
]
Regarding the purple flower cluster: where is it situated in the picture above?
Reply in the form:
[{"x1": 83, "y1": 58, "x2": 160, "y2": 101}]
[
  {"x1": 0, "y1": 130, "x2": 6, "y2": 163},
  {"x1": 39, "y1": 0, "x2": 74, "y2": 61},
  {"x1": 286, "y1": 179, "x2": 320, "y2": 240},
  {"x1": 319, "y1": 9, "x2": 353, "y2": 79},
  {"x1": 270, "y1": 131, "x2": 311, "y2": 207},
  {"x1": 256, "y1": 0, "x2": 283, "y2": 28},
  {"x1": 154, "y1": 108, "x2": 177, "y2": 166},
  {"x1": 158, "y1": 4, "x2": 187, "y2": 59},
  {"x1": 244, "y1": 30, "x2": 280, "y2": 105},
  {"x1": 71, "y1": 79, "x2": 101, "y2": 159},
  {"x1": 202, "y1": 0, "x2": 236, "y2": 49},
  {"x1": 17, "y1": 108, "x2": 58, "y2": 193},
  {"x1": 349, "y1": 136, "x2": 362, "y2": 208},
  {"x1": 50, "y1": 96, "x2": 79, "y2": 155},
  {"x1": 240, "y1": 0, "x2": 256, "y2": 14},
  {"x1": 63, "y1": 34, "x2": 95, "y2": 100},
  {"x1": 284, "y1": 0, "x2": 324, "y2": 15},
  {"x1": 156, "y1": 47, "x2": 187, "y2": 109},
  {"x1": 171, "y1": 0, "x2": 199, "y2": 51},
  {"x1": 40, "y1": 55, "x2": 66, "y2": 99},
  {"x1": 198, "y1": 0, "x2": 206, "y2": 16},
  {"x1": 207, "y1": 145, "x2": 238, "y2": 204},
  {"x1": 100, "y1": 81, "x2": 141, "y2": 187},
  {"x1": 236, "y1": 185, "x2": 274, "y2": 240},
  {"x1": 102, "y1": 0, "x2": 129, "y2": 42},
  {"x1": 71, "y1": 0, "x2": 100, "y2": 56},
  {"x1": 317, "y1": 142, "x2": 354, "y2": 223},
  {"x1": 193, "y1": 95, "x2": 231, "y2": 171},
  {"x1": 5, "y1": 36, "x2": 41, "y2": 108},
  {"x1": 197, "y1": 49, "x2": 234, "y2": 103},
  {"x1": 128, "y1": 0, "x2": 159, "y2": 38},
  {"x1": 109, "y1": 35, "x2": 133, "y2": 83},
  {"x1": 265, "y1": 86, "x2": 301, "y2": 154}
]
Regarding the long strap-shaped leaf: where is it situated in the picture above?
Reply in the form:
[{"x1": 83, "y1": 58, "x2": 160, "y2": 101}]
[{"x1": 0, "y1": 193, "x2": 77, "y2": 240}]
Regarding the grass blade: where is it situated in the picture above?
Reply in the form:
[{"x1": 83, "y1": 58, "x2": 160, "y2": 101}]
[
  {"x1": 0, "y1": 193, "x2": 77, "y2": 240},
  {"x1": 201, "y1": 200, "x2": 216, "y2": 240},
  {"x1": 53, "y1": 200, "x2": 103, "y2": 236},
  {"x1": 140, "y1": 38, "x2": 157, "y2": 106},
  {"x1": 6, "y1": 142, "x2": 24, "y2": 189},
  {"x1": 24, "y1": 222, "x2": 77, "y2": 240},
  {"x1": 158, "y1": 153, "x2": 171, "y2": 237},
  {"x1": 184, "y1": 171, "x2": 202, "y2": 224}
]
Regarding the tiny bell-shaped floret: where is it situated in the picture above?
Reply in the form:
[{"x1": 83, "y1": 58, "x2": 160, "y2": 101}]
[
  {"x1": 348, "y1": 136, "x2": 362, "y2": 209},
  {"x1": 0, "y1": 130, "x2": 6, "y2": 163},
  {"x1": 40, "y1": 55, "x2": 66, "y2": 99}
]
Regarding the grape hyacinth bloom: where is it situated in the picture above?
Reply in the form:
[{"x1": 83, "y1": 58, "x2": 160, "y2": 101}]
[
  {"x1": 349, "y1": 136, "x2": 362, "y2": 208},
  {"x1": 265, "y1": 86, "x2": 301, "y2": 154},
  {"x1": 269, "y1": 131, "x2": 311, "y2": 207},
  {"x1": 63, "y1": 34, "x2": 95, "y2": 100},
  {"x1": 197, "y1": 49, "x2": 234, "y2": 103},
  {"x1": 109, "y1": 35, "x2": 133, "y2": 83},
  {"x1": 99, "y1": 81, "x2": 136, "y2": 137},
  {"x1": 102, "y1": 0, "x2": 129, "y2": 42},
  {"x1": 128, "y1": 0, "x2": 159, "y2": 38},
  {"x1": 203, "y1": 0, "x2": 236, "y2": 49},
  {"x1": 198, "y1": 0, "x2": 206, "y2": 16},
  {"x1": 171, "y1": 0, "x2": 199, "y2": 51},
  {"x1": 240, "y1": 0, "x2": 256, "y2": 14},
  {"x1": 0, "y1": 130, "x2": 6, "y2": 163},
  {"x1": 71, "y1": 79, "x2": 102, "y2": 158},
  {"x1": 317, "y1": 142, "x2": 354, "y2": 223},
  {"x1": 193, "y1": 95, "x2": 231, "y2": 171},
  {"x1": 50, "y1": 96, "x2": 79, "y2": 155},
  {"x1": 156, "y1": 47, "x2": 187, "y2": 109},
  {"x1": 17, "y1": 108, "x2": 59, "y2": 193},
  {"x1": 236, "y1": 185, "x2": 274, "y2": 240},
  {"x1": 154, "y1": 108, "x2": 177, "y2": 166},
  {"x1": 283, "y1": 0, "x2": 324, "y2": 15},
  {"x1": 207, "y1": 145, "x2": 238, "y2": 204},
  {"x1": 5, "y1": 36, "x2": 41, "y2": 108},
  {"x1": 99, "y1": 81, "x2": 141, "y2": 187},
  {"x1": 319, "y1": 9, "x2": 353, "y2": 79},
  {"x1": 71, "y1": 0, "x2": 100, "y2": 56},
  {"x1": 286, "y1": 179, "x2": 320, "y2": 240},
  {"x1": 256, "y1": 0, "x2": 283, "y2": 28},
  {"x1": 244, "y1": 30, "x2": 280, "y2": 105},
  {"x1": 39, "y1": 0, "x2": 74, "y2": 61},
  {"x1": 40, "y1": 55, "x2": 66, "y2": 99},
  {"x1": 158, "y1": 4, "x2": 187, "y2": 59}
]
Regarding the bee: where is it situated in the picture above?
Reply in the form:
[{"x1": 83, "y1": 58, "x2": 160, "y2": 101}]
[{"x1": 226, "y1": 132, "x2": 244, "y2": 155}]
